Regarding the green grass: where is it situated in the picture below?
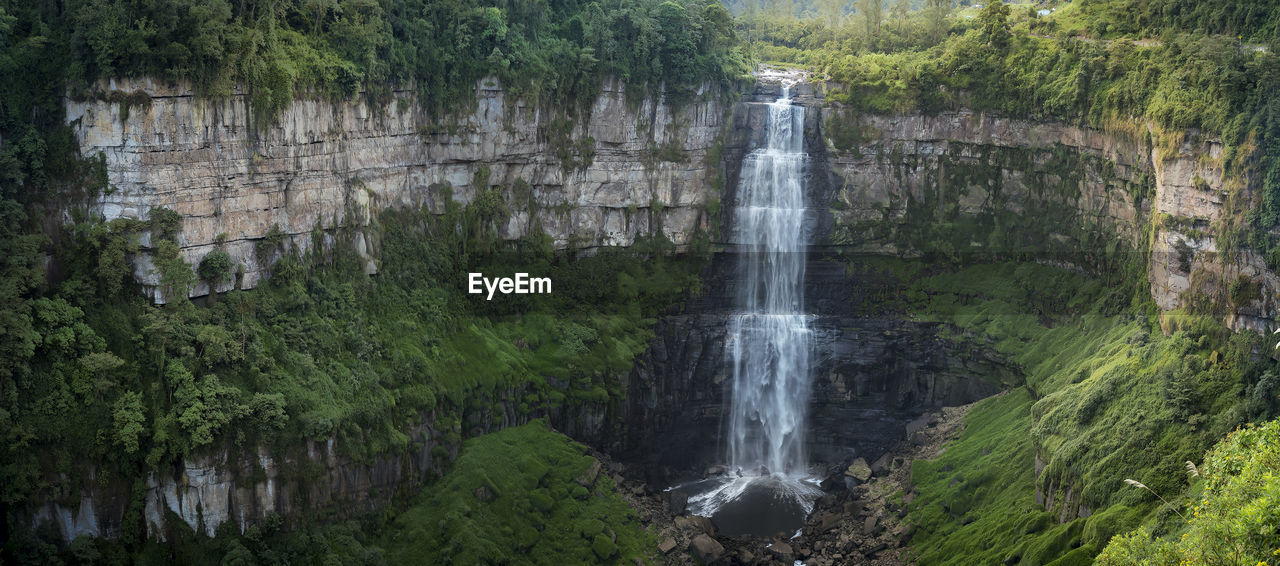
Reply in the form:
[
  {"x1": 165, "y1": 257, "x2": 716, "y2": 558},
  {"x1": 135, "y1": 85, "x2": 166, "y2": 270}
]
[
  {"x1": 884, "y1": 260, "x2": 1275, "y2": 565},
  {"x1": 1097, "y1": 418, "x2": 1280, "y2": 565},
  {"x1": 385, "y1": 421, "x2": 655, "y2": 565},
  {"x1": 71, "y1": 422, "x2": 657, "y2": 565}
]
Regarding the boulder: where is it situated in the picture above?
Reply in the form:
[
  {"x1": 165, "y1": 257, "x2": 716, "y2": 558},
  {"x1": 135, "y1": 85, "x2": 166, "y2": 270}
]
[
  {"x1": 820, "y1": 512, "x2": 842, "y2": 532},
  {"x1": 820, "y1": 473, "x2": 844, "y2": 491},
  {"x1": 845, "y1": 458, "x2": 872, "y2": 482},
  {"x1": 576, "y1": 460, "x2": 602, "y2": 487},
  {"x1": 675, "y1": 515, "x2": 716, "y2": 536},
  {"x1": 658, "y1": 537, "x2": 677, "y2": 554},
  {"x1": 870, "y1": 452, "x2": 894, "y2": 476},
  {"x1": 768, "y1": 542, "x2": 794, "y2": 562},
  {"x1": 862, "y1": 515, "x2": 880, "y2": 536},
  {"x1": 690, "y1": 534, "x2": 724, "y2": 564},
  {"x1": 667, "y1": 489, "x2": 689, "y2": 515}
]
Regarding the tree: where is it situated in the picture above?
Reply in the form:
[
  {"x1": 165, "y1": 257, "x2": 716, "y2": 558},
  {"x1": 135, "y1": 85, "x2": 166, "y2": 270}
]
[
  {"x1": 198, "y1": 249, "x2": 234, "y2": 288},
  {"x1": 817, "y1": 0, "x2": 845, "y2": 28},
  {"x1": 926, "y1": 0, "x2": 951, "y2": 42},
  {"x1": 79, "y1": 351, "x2": 124, "y2": 400},
  {"x1": 891, "y1": 0, "x2": 911, "y2": 32},
  {"x1": 979, "y1": 0, "x2": 1012, "y2": 49},
  {"x1": 858, "y1": 0, "x2": 884, "y2": 37},
  {"x1": 154, "y1": 239, "x2": 196, "y2": 303},
  {"x1": 112, "y1": 391, "x2": 146, "y2": 454}
]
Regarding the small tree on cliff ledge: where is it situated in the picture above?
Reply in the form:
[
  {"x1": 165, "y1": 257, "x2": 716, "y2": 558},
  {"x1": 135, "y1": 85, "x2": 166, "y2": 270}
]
[{"x1": 980, "y1": 1, "x2": 1012, "y2": 50}]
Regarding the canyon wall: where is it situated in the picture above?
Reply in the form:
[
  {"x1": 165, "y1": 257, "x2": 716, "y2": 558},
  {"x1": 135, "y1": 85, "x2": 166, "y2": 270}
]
[
  {"x1": 821, "y1": 105, "x2": 1279, "y2": 334},
  {"x1": 33, "y1": 382, "x2": 623, "y2": 542},
  {"x1": 819, "y1": 100, "x2": 1280, "y2": 524},
  {"x1": 68, "y1": 77, "x2": 726, "y2": 300},
  {"x1": 38, "y1": 77, "x2": 728, "y2": 542},
  {"x1": 52, "y1": 74, "x2": 1280, "y2": 543}
]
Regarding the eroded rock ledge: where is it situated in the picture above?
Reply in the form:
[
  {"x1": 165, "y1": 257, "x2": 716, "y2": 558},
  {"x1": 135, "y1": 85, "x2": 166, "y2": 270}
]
[
  {"x1": 68, "y1": 77, "x2": 727, "y2": 300},
  {"x1": 824, "y1": 109, "x2": 1279, "y2": 334}
]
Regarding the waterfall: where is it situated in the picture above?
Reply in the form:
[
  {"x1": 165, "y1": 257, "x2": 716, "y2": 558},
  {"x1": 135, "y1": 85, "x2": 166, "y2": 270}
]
[
  {"x1": 726, "y1": 86, "x2": 813, "y2": 478},
  {"x1": 677, "y1": 82, "x2": 821, "y2": 537}
]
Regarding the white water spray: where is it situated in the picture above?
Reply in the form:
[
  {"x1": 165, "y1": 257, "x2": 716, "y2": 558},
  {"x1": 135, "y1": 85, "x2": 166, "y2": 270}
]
[
  {"x1": 682, "y1": 82, "x2": 821, "y2": 535},
  {"x1": 726, "y1": 84, "x2": 813, "y2": 478}
]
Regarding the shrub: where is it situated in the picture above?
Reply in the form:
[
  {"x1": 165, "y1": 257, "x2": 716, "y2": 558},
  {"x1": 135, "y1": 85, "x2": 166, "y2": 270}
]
[
  {"x1": 198, "y1": 249, "x2": 234, "y2": 286},
  {"x1": 1097, "y1": 419, "x2": 1280, "y2": 565}
]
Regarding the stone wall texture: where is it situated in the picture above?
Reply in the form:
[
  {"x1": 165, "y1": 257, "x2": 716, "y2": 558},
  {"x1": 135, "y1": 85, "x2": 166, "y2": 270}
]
[
  {"x1": 823, "y1": 109, "x2": 1279, "y2": 334},
  {"x1": 68, "y1": 77, "x2": 726, "y2": 300}
]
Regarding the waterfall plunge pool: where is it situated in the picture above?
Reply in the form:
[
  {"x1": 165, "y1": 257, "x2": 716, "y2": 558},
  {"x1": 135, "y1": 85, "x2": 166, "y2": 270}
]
[{"x1": 671, "y1": 473, "x2": 823, "y2": 538}]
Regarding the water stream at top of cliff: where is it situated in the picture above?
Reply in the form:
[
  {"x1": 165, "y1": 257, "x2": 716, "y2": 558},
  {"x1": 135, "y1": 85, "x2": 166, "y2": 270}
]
[{"x1": 673, "y1": 82, "x2": 822, "y2": 538}]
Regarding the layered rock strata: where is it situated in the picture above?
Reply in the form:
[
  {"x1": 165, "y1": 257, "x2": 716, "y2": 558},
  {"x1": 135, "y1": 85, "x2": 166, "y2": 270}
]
[
  {"x1": 824, "y1": 109, "x2": 1278, "y2": 333},
  {"x1": 68, "y1": 77, "x2": 726, "y2": 300}
]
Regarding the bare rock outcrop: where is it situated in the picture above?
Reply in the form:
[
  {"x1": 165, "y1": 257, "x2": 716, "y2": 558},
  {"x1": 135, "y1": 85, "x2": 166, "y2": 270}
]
[{"x1": 69, "y1": 77, "x2": 727, "y2": 301}]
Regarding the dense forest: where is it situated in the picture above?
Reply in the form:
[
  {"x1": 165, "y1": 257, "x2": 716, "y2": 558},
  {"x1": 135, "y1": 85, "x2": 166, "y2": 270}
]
[
  {"x1": 0, "y1": 0, "x2": 744, "y2": 563},
  {"x1": 744, "y1": 0, "x2": 1280, "y2": 266},
  {"x1": 737, "y1": 0, "x2": 1280, "y2": 563},
  {"x1": 3, "y1": 0, "x2": 1280, "y2": 564}
]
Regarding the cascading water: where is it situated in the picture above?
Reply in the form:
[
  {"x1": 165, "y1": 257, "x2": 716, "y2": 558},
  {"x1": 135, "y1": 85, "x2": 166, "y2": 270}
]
[
  {"x1": 676, "y1": 80, "x2": 822, "y2": 538},
  {"x1": 726, "y1": 84, "x2": 812, "y2": 478}
]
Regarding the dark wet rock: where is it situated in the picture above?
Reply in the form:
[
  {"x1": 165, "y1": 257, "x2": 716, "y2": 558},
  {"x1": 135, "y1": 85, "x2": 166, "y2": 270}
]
[
  {"x1": 820, "y1": 512, "x2": 842, "y2": 532},
  {"x1": 667, "y1": 489, "x2": 689, "y2": 515},
  {"x1": 818, "y1": 493, "x2": 839, "y2": 508},
  {"x1": 621, "y1": 251, "x2": 1015, "y2": 485},
  {"x1": 871, "y1": 452, "x2": 894, "y2": 476},
  {"x1": 690, "y1": 534, "x2": 724, "y2": 564},
  {"x1": 862, "y1": 515, "x2": 880, "y2": 536},
  {"x1": 768, "y1": 542, "x2": 794, "y2": 561},
  {"x1": 676, "y1": 515, "x2": 716, "y2": 536}
]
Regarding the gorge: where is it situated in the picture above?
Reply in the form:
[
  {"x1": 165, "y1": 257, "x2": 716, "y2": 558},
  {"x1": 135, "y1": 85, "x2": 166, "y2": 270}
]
[{"x1": 4, "y1": 1, "x2": 1280, "y2": 565}]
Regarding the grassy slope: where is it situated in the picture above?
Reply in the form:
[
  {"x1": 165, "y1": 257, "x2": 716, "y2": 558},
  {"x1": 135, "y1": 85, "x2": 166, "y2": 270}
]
[
  {"x1": 96, "y1": 422, "x2": 655, "y2": 565},
  {"x1": 869, "y1": 261, "x2": 1272, "y2": 565},
  {"x1": 4, "y1": 194, "x2": 704, "y2": 563},
  {"x1": 385, "y1": 421, "x2": 654, "y2": 565}
]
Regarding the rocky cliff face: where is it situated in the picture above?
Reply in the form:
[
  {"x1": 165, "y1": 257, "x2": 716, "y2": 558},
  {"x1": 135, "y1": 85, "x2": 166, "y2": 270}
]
[
  {"x1": 68, "y1": 77, "x2": 726, "y2": 300},
  {"x1": 623, "y1": 82, "x2": 1016, "y2": 483},
  {"x1": 822, "y1": 108, "x2": 1279, "y2": 334},
  {"x1": 35, "y1": 77, "x2": 726, "y2": 542},
  {"x1": 818, "y1": 105, "x2": 1280, "y2": 524},
  {"x1": 623, "y1": 252, "x2": 1016, "y2": 485},
  {"x1": 34, "y1": 384, "x2": 624, "y2": 542}
]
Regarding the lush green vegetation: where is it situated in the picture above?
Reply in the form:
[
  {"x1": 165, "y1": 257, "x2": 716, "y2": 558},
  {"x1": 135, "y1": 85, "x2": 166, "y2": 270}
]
[
  {"x1": 750, "y1": 0, "x2": 1280, "y2": 267},
  {"x1": 9, "y1": 422, "x2": 654, "y2": 564},
  {"x1": 2, "y1": 185, "x2": 704, "y2": 562},
  {"x1": 0, "y1": 0, "x2": 737, "y2": 559},
  {"x1": 60, "y1": 0, "x2": 749, "y2": 116},
  {"x1": 849, "y1": 258, "x2": 1278, "y2": 565},
  {"x1": 1097, "y1": 417, "x2": 1280, "y2": 565},
  {"x1": 385, "y1": 421, "x2": 653, "y2": 564}
]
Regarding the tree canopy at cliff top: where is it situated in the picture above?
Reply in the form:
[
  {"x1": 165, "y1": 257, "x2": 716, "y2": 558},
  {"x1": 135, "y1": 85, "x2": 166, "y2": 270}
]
[
  {"x1": 741, "y1": 0, "x2": 1280, "y2": 269},
  {"x1": 13, "y1": 0, "x2": 750, "y2": 121}
]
